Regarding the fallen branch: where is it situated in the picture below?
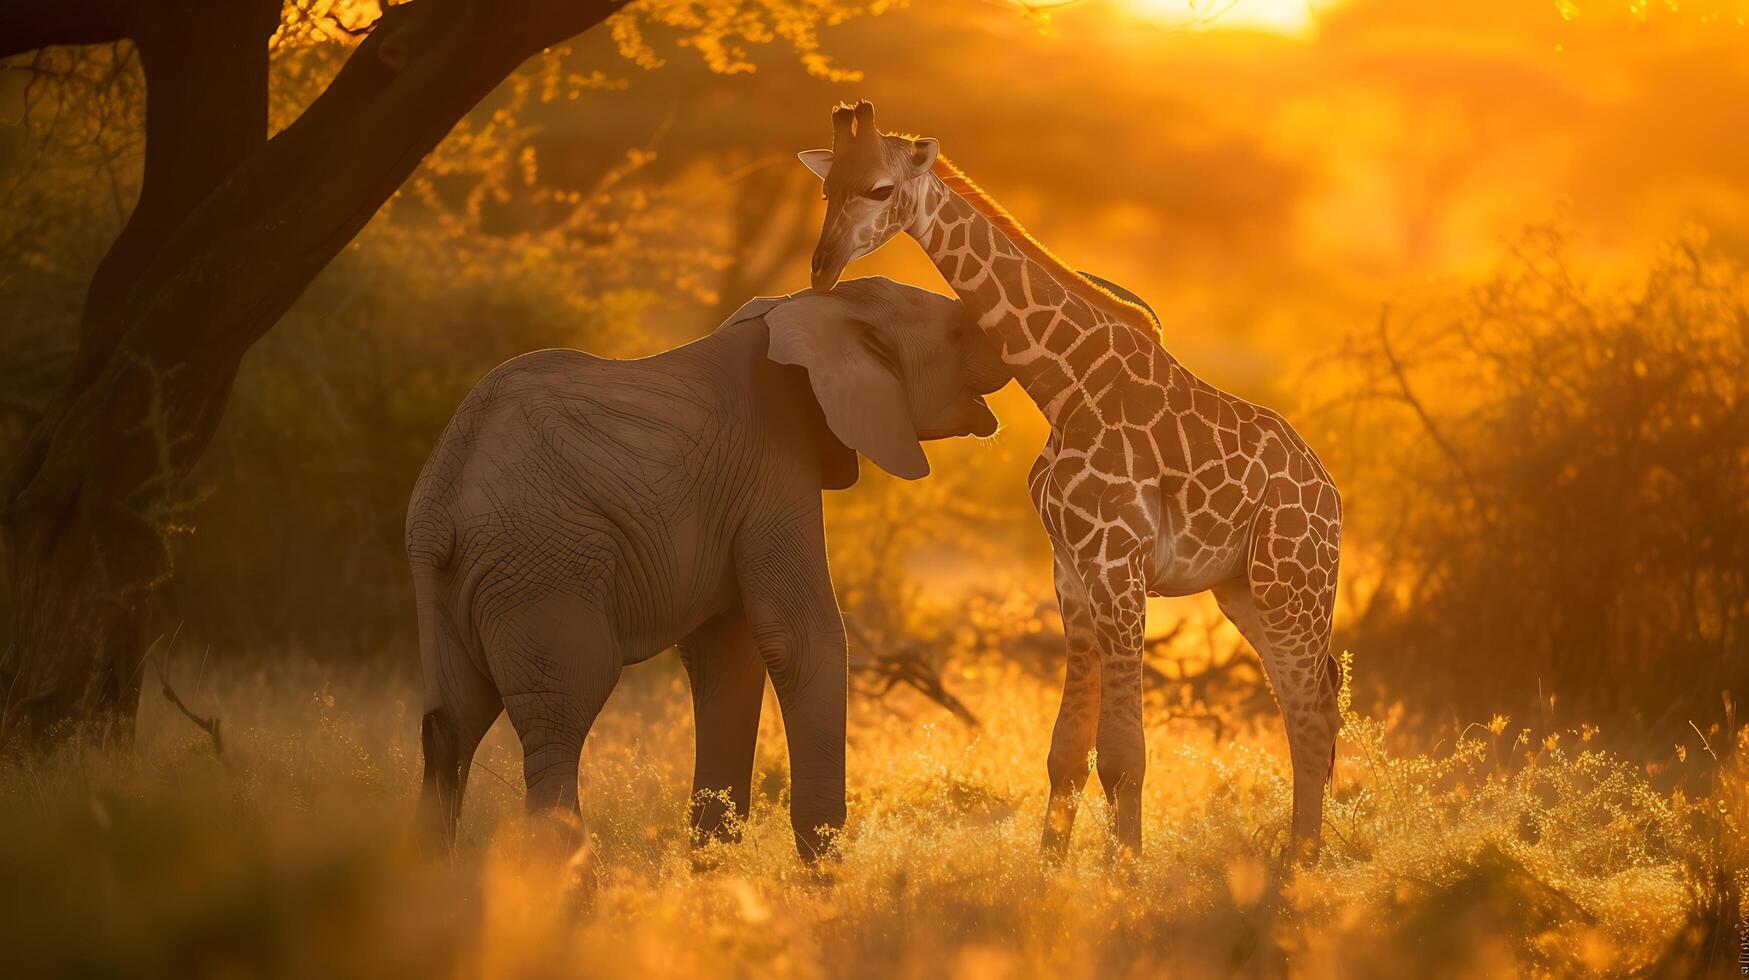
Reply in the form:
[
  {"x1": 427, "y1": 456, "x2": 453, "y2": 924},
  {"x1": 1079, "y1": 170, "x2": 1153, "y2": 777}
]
[
  {"x1": 154, "y1": 643, "x2": 222, "y2": 756},
  {"x1": 844, "y1": 616, "x2": 978, "y2": 728},
  {"x1": 1162, "y1": 709, "x2": 1228, "y2": 744}
]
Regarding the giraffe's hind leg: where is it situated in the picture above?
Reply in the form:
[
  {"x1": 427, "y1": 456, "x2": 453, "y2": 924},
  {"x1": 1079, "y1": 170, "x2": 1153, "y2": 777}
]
[{"x1": 1213, "y1": 490, "x2": 1341, "y2": 857}]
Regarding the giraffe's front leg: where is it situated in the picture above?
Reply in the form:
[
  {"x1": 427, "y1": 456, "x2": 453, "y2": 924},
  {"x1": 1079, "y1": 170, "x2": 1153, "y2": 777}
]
[
  {"x1": 1089, "y1": 555, "x2": 1151, "y2": 856},
  {"x1": 1042, "y1": 552, "x2": 1101, "y2": 858}
]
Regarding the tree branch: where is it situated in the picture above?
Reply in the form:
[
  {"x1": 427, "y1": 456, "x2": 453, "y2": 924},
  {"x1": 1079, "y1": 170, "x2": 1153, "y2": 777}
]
[
  {"x1": 0, "y1": 0, "x2": 137, "y2": 60},
  {"x1": 9, "y1": 0, "x2": 629, "y2": 522},
  {"x1": 1, "y1": 0, "x2": 630, "y2": 740},
  {"x1": 77, "y1": 0, "x2": 281, "y2": 374},
  {"x1": 1375, "y1": 306, "x2": 1477, "y2": 486},
  {"x1": 154, "y1": 644, "x2": 222, "y2": 756},
  {"x1": 844, "y1": 615, "x2": 978, "y2": 727}
]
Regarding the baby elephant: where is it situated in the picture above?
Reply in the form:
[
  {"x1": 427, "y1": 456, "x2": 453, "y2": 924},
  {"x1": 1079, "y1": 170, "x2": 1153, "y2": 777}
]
[{"x1": 407, "y1": 276, "x2": 1007, "y2": 858}]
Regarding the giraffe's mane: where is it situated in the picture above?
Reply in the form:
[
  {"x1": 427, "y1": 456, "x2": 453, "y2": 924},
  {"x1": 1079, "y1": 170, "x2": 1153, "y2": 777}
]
[{"x1": 929, "y1": 153, "x2": 1163, "y2": 342}]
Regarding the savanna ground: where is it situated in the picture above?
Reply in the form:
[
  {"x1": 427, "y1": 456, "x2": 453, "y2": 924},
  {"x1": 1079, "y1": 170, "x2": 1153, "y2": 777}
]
[{"x1": 2, "y1": 638, "x2": 1742, "y2": 978}]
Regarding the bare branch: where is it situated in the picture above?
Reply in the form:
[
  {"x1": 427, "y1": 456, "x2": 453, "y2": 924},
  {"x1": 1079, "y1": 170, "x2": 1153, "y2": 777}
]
[
  {"x1": 0, "y1": 0, "x2": 137, "y2": 60},
  {"x1": 153, "y1": 639, "x2": 222, "y2": 756},
  {"x1": 844, "y1": 615, "x2": 979, "y2": 727},
  {"x1": 1374, "y1": 305, "x2": 1476, "y2": 486}
]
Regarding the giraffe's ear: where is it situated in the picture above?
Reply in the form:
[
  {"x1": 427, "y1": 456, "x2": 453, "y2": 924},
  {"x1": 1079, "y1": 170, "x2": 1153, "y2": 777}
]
[
  {"x1": 907, "y1": 138, "x2": 939, "y2": 176},
  {"x1": 798, "y1": 149, "x2": 833, "y2": 181}
]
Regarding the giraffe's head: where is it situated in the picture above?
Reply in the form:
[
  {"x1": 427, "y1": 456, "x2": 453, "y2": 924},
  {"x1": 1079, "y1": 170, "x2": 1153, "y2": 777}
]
[{"x1": 799, "y1": 101, "x2": 938, "y2": 291}]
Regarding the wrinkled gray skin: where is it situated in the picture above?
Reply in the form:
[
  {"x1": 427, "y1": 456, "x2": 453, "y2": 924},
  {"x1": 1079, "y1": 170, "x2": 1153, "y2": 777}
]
[{"x1": 407, "y1": 277, "x2": 1008, "y2": 858}]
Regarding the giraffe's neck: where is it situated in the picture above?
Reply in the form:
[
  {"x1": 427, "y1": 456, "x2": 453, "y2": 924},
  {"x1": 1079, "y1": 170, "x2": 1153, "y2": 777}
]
[{"x1": 908, "y1": 172, "x2": 1121, "y2": 427}]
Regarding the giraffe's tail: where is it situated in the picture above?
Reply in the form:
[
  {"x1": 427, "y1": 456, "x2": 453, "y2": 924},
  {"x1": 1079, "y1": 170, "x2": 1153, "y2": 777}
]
[{"x1": 1322, "y1": 649, "x2": 1343, "y2": 787}]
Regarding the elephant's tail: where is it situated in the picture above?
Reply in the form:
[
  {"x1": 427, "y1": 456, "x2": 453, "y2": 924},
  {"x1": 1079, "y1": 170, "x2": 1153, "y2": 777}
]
[
  {"x1": 420, "y1": 704, "x2": 462, "y2": 844},
  {"x1": 413, "y1": 565, "x2": 466, "y2": 845}
]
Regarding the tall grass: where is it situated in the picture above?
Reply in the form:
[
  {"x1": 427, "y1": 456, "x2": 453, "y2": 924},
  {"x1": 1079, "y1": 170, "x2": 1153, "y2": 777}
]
[{"x1": 0, "y1": 651, "x2": 1740, "y2": 978}]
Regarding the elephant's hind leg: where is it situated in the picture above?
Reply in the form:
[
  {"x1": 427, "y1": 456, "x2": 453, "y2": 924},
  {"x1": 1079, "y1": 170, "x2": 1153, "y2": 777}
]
[{"x1": 488, "y1": 604, "x2": 623, "y2": 817}]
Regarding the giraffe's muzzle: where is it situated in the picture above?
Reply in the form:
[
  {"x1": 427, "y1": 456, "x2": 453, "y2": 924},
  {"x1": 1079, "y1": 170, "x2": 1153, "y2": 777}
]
[{"x1": 810, "y1": 243, "x2": 850, "y2": 292}]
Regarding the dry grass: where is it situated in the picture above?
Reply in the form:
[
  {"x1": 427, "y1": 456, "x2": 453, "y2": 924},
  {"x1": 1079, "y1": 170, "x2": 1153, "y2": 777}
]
[{"x1": 0, "y1": 651, "x2": 1742, "y2": 979}]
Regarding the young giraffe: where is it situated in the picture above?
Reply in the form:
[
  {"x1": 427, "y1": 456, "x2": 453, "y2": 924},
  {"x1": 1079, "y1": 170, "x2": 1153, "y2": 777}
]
[{"x1": 800, "y1": 102, "x2": 1342, "y2": 856}]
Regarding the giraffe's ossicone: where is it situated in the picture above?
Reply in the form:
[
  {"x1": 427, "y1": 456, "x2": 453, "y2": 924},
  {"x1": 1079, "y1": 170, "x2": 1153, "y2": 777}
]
[{"x1": 799, "y1": 101, "x2": 1343, "y2": 858}]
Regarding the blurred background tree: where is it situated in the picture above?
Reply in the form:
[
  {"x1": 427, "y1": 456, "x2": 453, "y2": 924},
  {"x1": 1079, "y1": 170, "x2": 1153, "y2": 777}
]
[{"x1": 0, "y1": 0, "x2": 892, "y2": 742}]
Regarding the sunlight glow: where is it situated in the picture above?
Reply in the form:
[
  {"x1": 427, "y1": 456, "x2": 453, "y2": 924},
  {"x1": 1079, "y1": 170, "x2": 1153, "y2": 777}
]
[{"x1": 1125, "y1": 0, "x2": 1327, "y2": 38}]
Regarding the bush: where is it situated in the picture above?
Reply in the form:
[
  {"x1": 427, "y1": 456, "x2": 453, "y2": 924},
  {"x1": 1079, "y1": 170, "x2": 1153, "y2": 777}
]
[{"x1": 1315, "y1": 228, "x2": 1749, "y2": 743}]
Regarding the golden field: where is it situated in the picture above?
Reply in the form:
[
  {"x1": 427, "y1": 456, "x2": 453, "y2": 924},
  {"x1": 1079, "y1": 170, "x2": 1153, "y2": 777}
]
[{"x1": 1, "y1": 643, "x2": 1740, "y2": 979}]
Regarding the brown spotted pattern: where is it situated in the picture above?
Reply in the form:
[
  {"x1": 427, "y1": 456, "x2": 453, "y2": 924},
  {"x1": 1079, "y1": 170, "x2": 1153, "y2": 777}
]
[{"x1": 803, "y1": 108, "x2": 1343, "y2": 857}]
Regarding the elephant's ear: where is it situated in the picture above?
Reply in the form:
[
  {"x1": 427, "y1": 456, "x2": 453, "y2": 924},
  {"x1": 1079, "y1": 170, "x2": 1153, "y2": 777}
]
[
  {"x1": 765, "y1": 293, "x2": 929, "y2": 481},
  {"x1": 718, "y1": 294, "x2": 788, "y2": 329}
]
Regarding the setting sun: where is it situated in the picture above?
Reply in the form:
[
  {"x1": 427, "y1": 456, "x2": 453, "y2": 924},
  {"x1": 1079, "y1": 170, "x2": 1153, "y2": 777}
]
[{"x1": 1126, "y1": 0, "x2": 1327, "y2": 37}]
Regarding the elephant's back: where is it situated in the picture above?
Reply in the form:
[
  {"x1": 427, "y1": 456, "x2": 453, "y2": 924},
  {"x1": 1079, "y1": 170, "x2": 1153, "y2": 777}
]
[
  {"x1": 411, "y1": 347, "x2": 752, "y2": 642},
  {"x1": 452, "y1": 348, "x2": 733, "y2": 506}
]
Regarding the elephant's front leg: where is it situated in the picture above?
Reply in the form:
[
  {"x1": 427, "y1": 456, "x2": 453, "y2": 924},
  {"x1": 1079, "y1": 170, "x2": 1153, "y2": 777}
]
[
  {"x1": 735, "y1": 509, "x2": 848, "y2": 862},
  {"x1": 1090, "y1": 554, "x2": 1151, "y2": 857},
  {"x1": 678, "y1": 611, "x2": 766, "y2": 843}
]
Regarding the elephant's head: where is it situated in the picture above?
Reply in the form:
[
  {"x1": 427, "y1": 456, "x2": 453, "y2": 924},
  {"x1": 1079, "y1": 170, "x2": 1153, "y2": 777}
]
[{"x1": 763, "y1": 276, "x2": 1008, "y2": 482}]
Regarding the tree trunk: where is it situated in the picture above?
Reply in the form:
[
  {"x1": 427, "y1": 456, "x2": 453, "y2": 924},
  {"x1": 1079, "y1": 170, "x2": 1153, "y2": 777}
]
[{"x1": 1, "y1": 0, "x2": 626, "y2": 744}]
